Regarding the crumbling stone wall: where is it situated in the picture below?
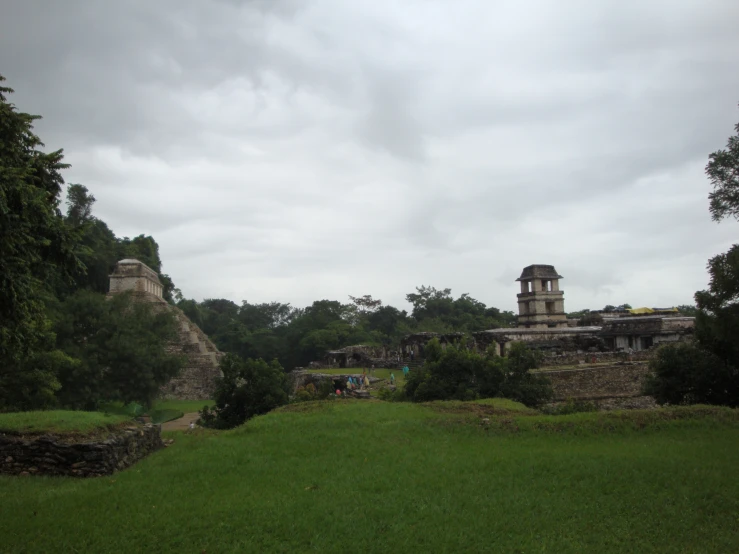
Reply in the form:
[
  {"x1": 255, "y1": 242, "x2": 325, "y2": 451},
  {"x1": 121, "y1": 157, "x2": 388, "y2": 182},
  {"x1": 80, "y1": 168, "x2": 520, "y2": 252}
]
[
  {"x1": 539, "y1": 363, "x2": 652, "y2": 401},
  {"x1": 0, "y1": 424, "x2": 162, "y2": 478},
  {"x1": 159, "y1": 303, "x2": 224, "y2": 400},
  {"x1": 318, "y1": 345, "x2": 397, "y2": 369},
  {"x1": 540, "y1": 350, "x2": 652, "y2": 367}
]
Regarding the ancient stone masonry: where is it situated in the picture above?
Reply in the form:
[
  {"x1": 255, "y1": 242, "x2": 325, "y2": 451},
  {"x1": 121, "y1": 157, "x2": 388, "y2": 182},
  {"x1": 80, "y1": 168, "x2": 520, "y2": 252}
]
[
  {"x1": 0, "y1": 424, "x2": 162, "y2": 478},
  {"x1": 540, "y1": 363, "x2": 652, "y2": 402},
  {"x1": 108, "y1": 259, "x2": 223, "y2": 400},
  {"x1": 475, "y1": 264, "x2": 695, "y2": 358},
  {"x1": 599, "y1": 316, "x2": 695, "y2": 351},
  {"x1": 516, "y1": 265, "x2": 568, "y2": 329},
  {"x1": 315, "y1": 345, "x2": 396, "y2": 370},
  {"x1": 538, "y1": 349, "x2": 652, "y2": 367},
  {"x1": 473, "y1": 326, "x2": 605, "y2": 357}
]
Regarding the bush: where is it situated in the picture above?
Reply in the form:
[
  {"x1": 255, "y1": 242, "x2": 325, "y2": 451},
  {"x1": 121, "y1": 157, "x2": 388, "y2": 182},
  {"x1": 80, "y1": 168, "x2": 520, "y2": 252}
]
[
  {"x1": 644, "y1": 343, "x2": 739, "y2": 407},
  {"x1": 292, "y1": 379, "x2": 336, "y2": 403},
  {"x1": 404, "y1": 339, "x2": 552, "y2": 407},
  {"x1": 294, "y1": 387, "x2": 313, "y2": 403},
  {"x1": 198, "y1": 353, "x2": 289, "y2": 429}
]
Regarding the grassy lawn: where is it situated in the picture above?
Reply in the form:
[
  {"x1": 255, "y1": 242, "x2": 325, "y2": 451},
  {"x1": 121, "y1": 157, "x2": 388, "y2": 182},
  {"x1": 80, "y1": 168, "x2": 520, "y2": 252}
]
[
  {"x1": 1, "y1": 402, "x2": 738, "y2": 553},
  {"x1": 0, "y1": 411, "x2": 130, "y2": 435}
]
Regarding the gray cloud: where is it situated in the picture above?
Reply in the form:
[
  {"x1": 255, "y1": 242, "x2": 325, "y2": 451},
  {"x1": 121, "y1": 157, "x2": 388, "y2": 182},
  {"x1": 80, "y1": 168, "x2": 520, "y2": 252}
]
[{"x1": 1, "y1": 0, "x2": 738, "y2": 313}]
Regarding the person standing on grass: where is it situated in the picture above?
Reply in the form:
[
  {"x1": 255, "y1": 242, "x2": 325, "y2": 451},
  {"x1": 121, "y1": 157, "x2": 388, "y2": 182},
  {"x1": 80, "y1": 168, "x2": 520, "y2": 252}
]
[
  {"x1": 402, "y1": 365, "x2": 409, "y2": 377},
  {"x1": 390, "y1": 373, "x2": 395, "y2": 385}
]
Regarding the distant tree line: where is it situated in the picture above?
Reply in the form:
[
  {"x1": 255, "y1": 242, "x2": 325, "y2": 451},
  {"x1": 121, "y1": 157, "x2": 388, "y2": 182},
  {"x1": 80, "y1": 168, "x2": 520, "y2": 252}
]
[{"x1": 177, "y1": 286, "x2": 517, "y2": 373}]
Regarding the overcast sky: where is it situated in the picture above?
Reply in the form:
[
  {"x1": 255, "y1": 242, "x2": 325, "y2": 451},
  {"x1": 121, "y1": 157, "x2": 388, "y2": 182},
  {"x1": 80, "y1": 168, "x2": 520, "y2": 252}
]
[{"x1": 2, "y1": 0, "x2": 738, "y2": 313}]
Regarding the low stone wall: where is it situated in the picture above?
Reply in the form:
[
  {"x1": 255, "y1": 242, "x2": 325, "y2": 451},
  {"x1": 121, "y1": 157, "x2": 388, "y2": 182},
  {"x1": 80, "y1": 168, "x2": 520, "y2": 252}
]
[
  {"x1": 540, "y1": 350, "x2": 652, "y2": 367},
  {"x1": 539, "y1": 362, "x2": 652, "y2": 401},
  {"x1": 0, "y1": 424, "x2": 163, "y2": 478}
]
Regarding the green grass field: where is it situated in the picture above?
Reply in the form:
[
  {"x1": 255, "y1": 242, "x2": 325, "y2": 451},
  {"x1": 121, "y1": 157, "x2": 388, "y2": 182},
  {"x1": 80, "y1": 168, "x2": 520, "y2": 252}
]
[
  {"x1": 0, "y1": 410, "x2": 130, "y2": 435},
  {"x1": 2, "y1": 402, "x2": 738, "y2": 553}
]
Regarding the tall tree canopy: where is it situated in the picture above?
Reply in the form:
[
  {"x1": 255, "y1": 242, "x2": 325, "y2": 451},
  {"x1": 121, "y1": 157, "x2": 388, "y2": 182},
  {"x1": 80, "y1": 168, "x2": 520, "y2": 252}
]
[
  {"x1": 648, "y1": 106, "x2": 739, "y2": 407},
  {"x1": 707, "y1": 109, "x2": 739, "y2": 222},
  {"x1": 0, "y1": 75, "x2": 80, "y2": 363}
]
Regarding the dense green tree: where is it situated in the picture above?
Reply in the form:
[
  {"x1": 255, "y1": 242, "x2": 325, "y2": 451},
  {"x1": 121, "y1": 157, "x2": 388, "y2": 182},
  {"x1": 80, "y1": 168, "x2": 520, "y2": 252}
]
[
  {"x1": 199, "y1": 354, "x2": 288, "y2": 429},
  {"x1": 498, "y1": 342, "x2": 552, "y2": 407},
  {"x1": 694, "y1": 245, "x2": 739, "y2": 369},
  {"x1": 645, "y1": 107, "x2": 739, "y2": 408},
  {"x1": 348, "y1": 294, "x2": 383, "y2": 314},
  {"x1": 707, "y1": 109, "x2": 739, "y2": 222},
  {"x1": 677, "y1": 304, "x2": 698, "y2": 317},
  {"x1": 366, "y1": 305, "x2": 411, "y2": 343},
  {"x1": 644, "y1": 343, "x2": 738, "y2": 407},
  {"x1": 65, "y1": 183, "x2": 96, "y2": 227},
  {"x1": 238, "y1": 301, "x2": 296, "y2": 331},
  {"x1": 691, "y1": 108, "x2": 739, "y2": 399},
  {"x1": 53, "y1": 290, "x2": 183, "y2": 408},
  {"x1": 406, "y1": 286, "x2": 515, "y2": 332},
  {"x1": 119, "y1": 234, "x2": 178, "y2": 302},
  {"x1": 61, "y1": 185, "x2": 121, "y2": 295},
  {"x1": 0, "y1": 75, "x2": 81, "y2": 364},
  {"x1": 404, "y1": 338, "x2": 551, "y2": 407}
]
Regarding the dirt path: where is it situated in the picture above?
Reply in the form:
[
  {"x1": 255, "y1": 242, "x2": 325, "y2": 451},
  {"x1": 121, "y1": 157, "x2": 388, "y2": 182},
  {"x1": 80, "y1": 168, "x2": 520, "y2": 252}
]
[{"x1": 161, "y1": 412, "x2": 200, "y2": 431}]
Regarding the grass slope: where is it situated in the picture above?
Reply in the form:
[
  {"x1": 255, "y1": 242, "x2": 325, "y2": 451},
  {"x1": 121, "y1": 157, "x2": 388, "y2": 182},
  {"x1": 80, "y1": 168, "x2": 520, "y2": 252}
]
[
  {"x1": 1, "y1": 402, "x2": 738, "y2": 553},
  {"x1": 0, "y1": 411, "x2": 130, "y2": 435}
]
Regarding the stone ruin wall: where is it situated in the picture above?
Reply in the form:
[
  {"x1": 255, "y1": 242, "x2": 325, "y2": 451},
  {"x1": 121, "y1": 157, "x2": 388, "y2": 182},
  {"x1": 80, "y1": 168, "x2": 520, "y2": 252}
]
[
  {"x1": 0, "y1": 424, "x2": 162, "y2": 478},
  {"x1": 159, "y1": 301, "x2": 224, "y2": 400},
  {"x1": 539, "y1": 349, "x2": 652, "y2": 367},
  {"x1": 538, "y1": 363, "x2": 653, "y2": 404},
  {"x1": 314, "y1": 345, "x2": 398, "y2": 370}
]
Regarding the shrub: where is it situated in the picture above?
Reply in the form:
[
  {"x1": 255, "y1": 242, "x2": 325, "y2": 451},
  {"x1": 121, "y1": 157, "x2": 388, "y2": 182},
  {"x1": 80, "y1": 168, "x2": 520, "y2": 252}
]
[
  {"x1": 315, "y1": 378, "x2": 335, "y2": 399},
  {"x1": 199, "y1": 353, "x2": 289, "y2": 429},
  {"x1": 404, "y1": 339, "x2": 552, "y2": 407},
  {"x1": 644, "y1": 343, "x2": 739, "y2": 407},
  {"x1": 376, "y1": 387, "x2": 405, "y2": 402},
  {"x1": 294, "y1": 387, "x2": 313, "y2": 403}
]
